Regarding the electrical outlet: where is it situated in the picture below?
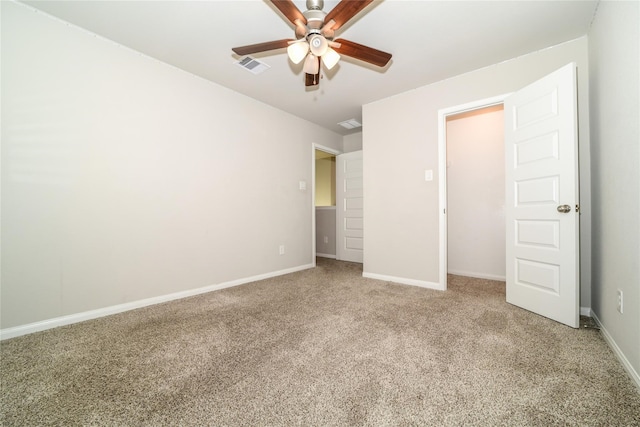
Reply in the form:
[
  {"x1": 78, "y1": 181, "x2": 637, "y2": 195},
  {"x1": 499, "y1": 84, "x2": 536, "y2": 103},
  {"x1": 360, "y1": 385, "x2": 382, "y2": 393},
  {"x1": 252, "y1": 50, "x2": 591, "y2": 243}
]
[
  {"x1": 323, "y1": 236, "x2": 329, "y2": 244},
  {"x1": 279, "y1": 245, "x2": 285, "y2": 255},
  {"x1": 617, "y1": 289, "x2": 624, "y2": 314}
]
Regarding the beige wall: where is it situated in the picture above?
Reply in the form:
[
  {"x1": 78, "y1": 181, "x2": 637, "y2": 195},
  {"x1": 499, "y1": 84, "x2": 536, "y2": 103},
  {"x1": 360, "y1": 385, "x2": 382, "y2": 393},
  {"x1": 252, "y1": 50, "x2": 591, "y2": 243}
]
[
  {"x1": 588, "y1": 0, "x2": 639, "y2": 382},
  {"x1": 315, "y1": 157, "x2": 336, "y2": 206},
  {"x1": 363, "y1": 37, "x2": 591, "y2": 298},
  {"x1": 1, "y1": 2, "x2": 342, "y2": 330},
  {"x1": 446, "y1": 107, "x2": 505, "y2": 280},
  {"x1": 343, "y1": 132, "x2": 363, "y2": 153}
]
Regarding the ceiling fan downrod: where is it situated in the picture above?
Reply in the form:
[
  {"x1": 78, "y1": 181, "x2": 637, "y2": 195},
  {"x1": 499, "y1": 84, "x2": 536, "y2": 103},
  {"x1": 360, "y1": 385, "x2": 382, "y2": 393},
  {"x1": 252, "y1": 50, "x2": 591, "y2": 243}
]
[{"x1": 307, "y1": 0, "x2": 324, "y2": 11}]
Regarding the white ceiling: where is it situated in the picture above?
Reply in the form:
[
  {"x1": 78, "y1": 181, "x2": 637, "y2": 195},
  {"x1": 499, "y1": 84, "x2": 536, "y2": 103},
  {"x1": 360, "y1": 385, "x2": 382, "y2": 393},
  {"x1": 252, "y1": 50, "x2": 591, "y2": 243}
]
[{"x1": 22, "y1": 0, "x2": 598, "y2": 135}]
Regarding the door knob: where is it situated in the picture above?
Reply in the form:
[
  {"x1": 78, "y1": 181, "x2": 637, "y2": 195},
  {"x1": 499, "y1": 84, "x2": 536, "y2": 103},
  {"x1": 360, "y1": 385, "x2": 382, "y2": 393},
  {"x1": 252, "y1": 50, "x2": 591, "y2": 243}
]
[{"x1": 557, "y1": 204, "x2": 572, "y2": 213}]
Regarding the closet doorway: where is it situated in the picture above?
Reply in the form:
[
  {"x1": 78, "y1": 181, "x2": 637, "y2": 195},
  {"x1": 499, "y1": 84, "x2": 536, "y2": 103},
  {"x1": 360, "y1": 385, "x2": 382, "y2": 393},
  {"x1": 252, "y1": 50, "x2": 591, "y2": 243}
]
[{"x1": 445, "y1": 104, "x2": 506, "y2": 282}]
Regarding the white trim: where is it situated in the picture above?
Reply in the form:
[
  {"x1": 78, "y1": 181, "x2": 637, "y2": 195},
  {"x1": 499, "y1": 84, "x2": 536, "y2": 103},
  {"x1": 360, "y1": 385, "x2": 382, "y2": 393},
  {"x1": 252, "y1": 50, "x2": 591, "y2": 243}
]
[
  {"x1": 591, "y1": 312, "x2": 640, "y2": 391},
  {"x1": 316, "y1": 253, "x2": 336, "y2": 259},
  {"x1": 438, "y1": 94, "x2": 510, "y2": 291},
  {"x1": 438, "y1": 109, "x2": 448, "y2": 290},
  {"x1": 0, "y1": 263, "x2": 313, "y2": 341},
  {"x1": 312, "y1": 144, "x2": 341, "y2": 266},
  {"x1": 447, "y1": 269, "x2": 506, "y2": 282},
  {"x1": 363, "y1": 272, "x2": 444, "y2": 291},
  {"x1": 580, "y1": 306, "x2": 592, "y2": 317}
]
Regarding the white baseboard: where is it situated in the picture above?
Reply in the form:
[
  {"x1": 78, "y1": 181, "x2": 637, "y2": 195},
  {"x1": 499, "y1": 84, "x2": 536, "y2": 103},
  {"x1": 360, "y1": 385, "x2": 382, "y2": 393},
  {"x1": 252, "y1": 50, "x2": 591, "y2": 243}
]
[
  {"x1": 0, "y1": 263, "x2": 314, "y2": 341},
  {"x1": 363, "y1": 272, "x2": 444, "y2": 291},
  {"x1": 580, "y1": 306, "x2": 592, "y2": 317},
  {"x1": 592, "y1": 312, "x2": 640, "y2": 391},
  {"x1": 316, "y1": 253, "x2": 336, "y2": 259},
  {"x1": 447, "y1": 269, "x2": 506, "y2": 282}
]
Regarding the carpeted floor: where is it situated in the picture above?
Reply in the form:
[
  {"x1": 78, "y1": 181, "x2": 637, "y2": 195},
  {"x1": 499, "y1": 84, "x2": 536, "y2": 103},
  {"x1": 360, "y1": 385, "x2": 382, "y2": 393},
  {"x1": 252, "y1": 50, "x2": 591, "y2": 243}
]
[{"x1": 1, "y1": 258, "x2": 639, "y2": 426}]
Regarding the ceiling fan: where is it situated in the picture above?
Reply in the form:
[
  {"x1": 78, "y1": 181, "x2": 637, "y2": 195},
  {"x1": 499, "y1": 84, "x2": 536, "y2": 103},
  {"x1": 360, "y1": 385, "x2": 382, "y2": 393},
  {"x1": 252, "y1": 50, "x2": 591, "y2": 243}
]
[{"x1": 232, "y1": 0, "x2": 392, "y2": 87}]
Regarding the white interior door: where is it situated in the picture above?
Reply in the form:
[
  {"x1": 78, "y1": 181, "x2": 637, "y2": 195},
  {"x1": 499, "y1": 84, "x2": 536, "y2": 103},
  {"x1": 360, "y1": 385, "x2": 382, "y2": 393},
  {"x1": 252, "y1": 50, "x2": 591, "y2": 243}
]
[
  {"x1": 505, "y1": 63, "x2": 580, "y2": 328},
  {"x1": 336, "y1": 151, "x2": 363, "y2": 263}
]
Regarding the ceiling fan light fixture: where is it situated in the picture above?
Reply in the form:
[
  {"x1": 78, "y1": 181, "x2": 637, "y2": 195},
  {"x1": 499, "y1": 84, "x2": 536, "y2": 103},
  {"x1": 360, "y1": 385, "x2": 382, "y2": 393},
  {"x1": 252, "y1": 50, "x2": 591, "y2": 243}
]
[
  {"x1": 287, "y1": 40, "x2": 309, "y2": 64},
  {"x1": 322, "y1": 47, "x2": 340, "y2": 70},
  {"x1": 308, "y1": 34, "x2": 328, "y2": 57},
  {"x1": 303, "y1": 53, "x2": 319, "y2": 75}
]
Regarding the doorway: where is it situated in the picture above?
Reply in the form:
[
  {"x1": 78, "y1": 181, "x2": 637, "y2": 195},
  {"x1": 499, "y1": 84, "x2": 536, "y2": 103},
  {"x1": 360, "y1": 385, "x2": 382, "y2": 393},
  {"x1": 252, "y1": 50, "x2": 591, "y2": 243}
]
[
  {"x1": 446, "y1": 105, "x2": 506, "y2": 282},
  {"x1": 312, "y1": 144, "x2": 340, "y2": 263},
  {"x1": 437, "y1": 94, "x2": 509, "y2": 288}
]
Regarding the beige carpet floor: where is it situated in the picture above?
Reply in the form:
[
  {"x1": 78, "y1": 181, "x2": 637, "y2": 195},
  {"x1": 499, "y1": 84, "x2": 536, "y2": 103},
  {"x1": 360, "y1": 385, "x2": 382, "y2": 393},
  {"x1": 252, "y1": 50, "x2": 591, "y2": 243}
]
[{"x1": 1, "y1": 258, "x2": 639, "y2": 426}]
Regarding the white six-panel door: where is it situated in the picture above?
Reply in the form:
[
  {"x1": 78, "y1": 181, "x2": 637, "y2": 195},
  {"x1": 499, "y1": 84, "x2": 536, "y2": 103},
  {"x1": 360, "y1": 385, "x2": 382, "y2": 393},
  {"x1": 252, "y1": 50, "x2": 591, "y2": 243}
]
[
  {"x1": 336, "y1": 151, "x2": 363, "y2": 263},
  {"x1": 504, "y1": 63, "x2": 580, "y2": 328}
]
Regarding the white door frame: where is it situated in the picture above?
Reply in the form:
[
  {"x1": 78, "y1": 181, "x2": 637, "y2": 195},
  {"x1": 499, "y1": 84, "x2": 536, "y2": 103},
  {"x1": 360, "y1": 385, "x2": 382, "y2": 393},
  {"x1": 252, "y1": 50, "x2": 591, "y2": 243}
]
[
  {"x1": 311, "y1": 143, "x2": 341, "y2": 266},
  {"x1": 437, "y1": 94, "x2": 510, "y2": 290}
]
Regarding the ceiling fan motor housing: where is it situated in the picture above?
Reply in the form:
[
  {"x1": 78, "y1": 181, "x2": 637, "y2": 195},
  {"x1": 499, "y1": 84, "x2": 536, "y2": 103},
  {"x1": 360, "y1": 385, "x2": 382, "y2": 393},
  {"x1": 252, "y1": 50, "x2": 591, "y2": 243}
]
[{"x1": 303, "y1": 0, "x2": 326, "y2": 30}]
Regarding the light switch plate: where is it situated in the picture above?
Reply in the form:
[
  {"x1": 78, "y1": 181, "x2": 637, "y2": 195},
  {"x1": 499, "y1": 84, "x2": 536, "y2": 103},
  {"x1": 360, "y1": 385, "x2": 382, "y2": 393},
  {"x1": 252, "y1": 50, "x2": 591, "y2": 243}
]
[
  {"x1": 425, "y1": 170, "x2": 433, "y2": 181},
  {"x1": 299, "y1": 180, "x2": 307, "y2": 191}
]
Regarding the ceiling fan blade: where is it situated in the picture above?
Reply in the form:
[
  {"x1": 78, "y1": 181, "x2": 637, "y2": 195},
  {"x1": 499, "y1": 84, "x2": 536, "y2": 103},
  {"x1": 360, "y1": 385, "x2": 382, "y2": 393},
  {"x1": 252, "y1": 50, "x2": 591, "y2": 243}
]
[
  {"x1": 232, "y1": 39, "x2": 294, "y2": 56},
  {"x1": 333, "y1": 38, "x2": 392, "y2": 67},
  {"x1": 270, "y1": 0, "x2": 306, "y2": 26},
  {"x1": 305, "y1": 57, "x2": 321, "y2": 87},
  {"x1": 324, "y1": 0, "x2": 373, "y2": 31},
  {"x1": 294, "y1": 19, "x2": 307, "y2": 38},
  {"x1": 320, "y1": 19, "x2": 336, "y2": 39}
]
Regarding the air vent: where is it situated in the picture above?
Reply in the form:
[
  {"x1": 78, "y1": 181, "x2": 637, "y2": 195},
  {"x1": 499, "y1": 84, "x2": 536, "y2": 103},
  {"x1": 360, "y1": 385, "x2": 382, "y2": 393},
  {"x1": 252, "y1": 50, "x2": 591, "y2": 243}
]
[
  {"x1": 235, "y1": 56, "x2": 270, "y2": 75},
  {"x1": 338, "y1": 119, "x2": 362, "y2": 129}
]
